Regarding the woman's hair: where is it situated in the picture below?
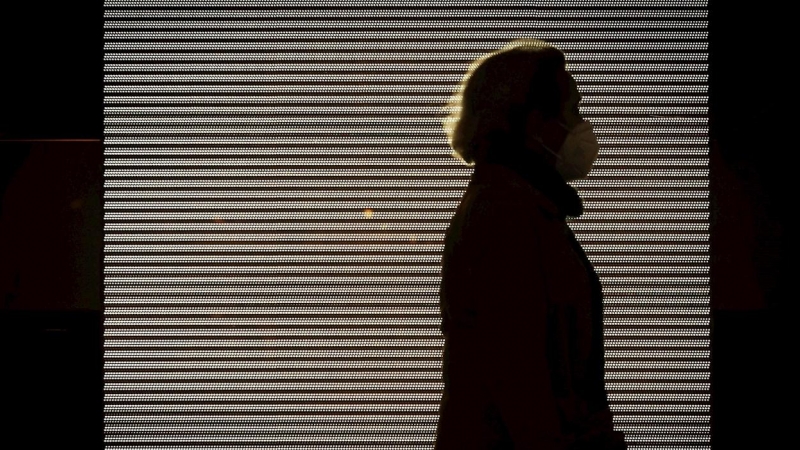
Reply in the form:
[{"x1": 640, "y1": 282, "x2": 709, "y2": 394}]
[{"x1": 441, "y1": 39, "x2": 567, "y2": 166}]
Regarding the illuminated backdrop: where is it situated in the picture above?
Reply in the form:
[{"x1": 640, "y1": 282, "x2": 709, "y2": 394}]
[{"x1": 103, "y1": 1, "x2": 710, "y2": 448}]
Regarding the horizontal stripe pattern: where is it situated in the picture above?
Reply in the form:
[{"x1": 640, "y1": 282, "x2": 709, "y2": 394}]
[{"x1": 103, "y1": 0, "x2": 709, "y2": 448}]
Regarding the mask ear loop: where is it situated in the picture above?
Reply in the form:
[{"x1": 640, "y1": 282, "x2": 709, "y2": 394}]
[{"x1": 530, "y1": 121, "x2": 571, "y2": 160}]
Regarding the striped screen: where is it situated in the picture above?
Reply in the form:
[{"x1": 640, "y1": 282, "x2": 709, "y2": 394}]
[{"x1": 103, "y1": 1, "x2": 710, "y2": 448}]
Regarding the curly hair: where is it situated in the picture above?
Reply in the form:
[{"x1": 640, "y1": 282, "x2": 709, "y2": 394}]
[{"x1": 441, "y1": 39, "x2": 567, "y2": 166}]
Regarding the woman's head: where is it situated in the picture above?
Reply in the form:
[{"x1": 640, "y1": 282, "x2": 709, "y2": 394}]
[{"x1": 442, "y1": 39, "x2": 578, "y2": 166}]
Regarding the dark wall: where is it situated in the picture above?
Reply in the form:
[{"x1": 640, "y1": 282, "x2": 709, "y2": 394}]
[
  {"x1": 0, "y1": 3, "x2": 103, "y2": 140},
  {"x1": 1, "y1": 143, "x2": 103, "y2": 311},
  {"x1": 709, "y1": 1, "x2": 789, "y2": 448},
  {"x1": 0, "y1": 2, "x2": 103, "y2": 448}
]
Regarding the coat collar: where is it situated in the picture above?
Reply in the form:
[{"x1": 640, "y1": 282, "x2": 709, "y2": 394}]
[{"x1": 470, "y1": 138, "x2": 584, "y2": 219}]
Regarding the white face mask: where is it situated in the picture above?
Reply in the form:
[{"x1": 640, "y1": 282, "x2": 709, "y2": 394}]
[{"x1": 536, "y1": 120, "x2": 600, "y2": 181}]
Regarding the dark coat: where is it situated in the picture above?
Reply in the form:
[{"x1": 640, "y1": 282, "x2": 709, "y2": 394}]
[{"x1": 434, "y1": 155, "x2": 626, "y2": 449}]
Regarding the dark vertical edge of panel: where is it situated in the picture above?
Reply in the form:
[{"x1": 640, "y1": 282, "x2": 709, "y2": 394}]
[
  {"x1": 709, "y1": 0, "x2": 789, "y2": 448},
  {"x1": 708, "y1": 3, "x2": 719, "y2": 448},
  {"x1": 0, "y1": 0, "x2": 104, "y2": 448}
]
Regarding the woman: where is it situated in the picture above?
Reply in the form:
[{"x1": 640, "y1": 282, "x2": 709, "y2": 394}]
[{"x1": 435, "y1": 40, "x2": 627, "y2": 450}]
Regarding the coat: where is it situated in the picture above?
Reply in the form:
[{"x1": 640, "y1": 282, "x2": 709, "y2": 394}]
[{"x1": 434, "y1": 158, "x2": 626, "y2": 450}]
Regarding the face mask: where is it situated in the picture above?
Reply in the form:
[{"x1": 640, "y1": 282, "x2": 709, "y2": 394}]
[{"x1": 536, "y1": 120, "x2": 600, "y2": 181}]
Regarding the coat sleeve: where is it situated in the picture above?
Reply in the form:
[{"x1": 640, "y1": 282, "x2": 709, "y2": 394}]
[{"x1": 468, "y1": 188, "x2": 569, "y2": 450}]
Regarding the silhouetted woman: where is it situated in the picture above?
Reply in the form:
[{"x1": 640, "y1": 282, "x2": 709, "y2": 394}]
[{"x1": 435, "y1": 40, "x2": 627, "y2": 450}]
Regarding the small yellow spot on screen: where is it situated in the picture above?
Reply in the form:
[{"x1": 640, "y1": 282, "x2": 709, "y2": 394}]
[{"x1": 363, "y1": 208, "x2": 374, "y2": 219}]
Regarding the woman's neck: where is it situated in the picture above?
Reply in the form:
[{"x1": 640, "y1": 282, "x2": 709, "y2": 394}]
[{"x1": 479, "y1": 135, "x2": 583, "y2": 218}]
